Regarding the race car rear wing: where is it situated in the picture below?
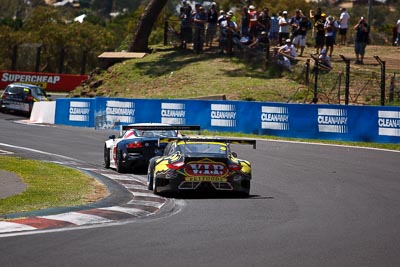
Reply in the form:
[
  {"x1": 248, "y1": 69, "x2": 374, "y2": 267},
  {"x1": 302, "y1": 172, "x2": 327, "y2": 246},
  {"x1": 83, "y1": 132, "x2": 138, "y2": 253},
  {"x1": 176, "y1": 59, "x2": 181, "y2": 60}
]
[
  {"x1": 159, "y1": 137, "x2": 257, "y2": 149},
  {"x1": 120, "y1": 125, "x2": 201, "y2": 136}
]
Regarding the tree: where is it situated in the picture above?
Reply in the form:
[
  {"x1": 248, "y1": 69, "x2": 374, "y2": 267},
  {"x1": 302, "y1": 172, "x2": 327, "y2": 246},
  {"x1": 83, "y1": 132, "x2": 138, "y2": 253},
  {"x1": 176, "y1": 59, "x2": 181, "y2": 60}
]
[{"x1": 128, "y1": 0, "x2": 168, "y2": 52}]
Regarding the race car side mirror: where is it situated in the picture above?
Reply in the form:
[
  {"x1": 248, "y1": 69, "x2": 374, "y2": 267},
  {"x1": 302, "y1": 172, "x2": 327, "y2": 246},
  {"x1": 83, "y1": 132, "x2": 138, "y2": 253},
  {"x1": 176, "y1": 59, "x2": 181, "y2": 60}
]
[
  {"x1": 109, "y1": 135, "x2": 116, "y2": 140},
  {"x1": 231, "y1": 152, "x2": 238, "y2": 158}
]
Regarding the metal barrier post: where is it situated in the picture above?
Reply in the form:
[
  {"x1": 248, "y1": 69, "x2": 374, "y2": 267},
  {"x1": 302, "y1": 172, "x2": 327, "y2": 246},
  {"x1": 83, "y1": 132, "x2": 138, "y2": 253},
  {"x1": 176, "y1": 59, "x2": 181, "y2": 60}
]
[
  {"x1": 374, "y1": 55, "x2": 386, "y2": 106},
  {"x1": 340, "y1": 55, "x2": 350, "y2": 105},
  {"x1": 310, "y1": 55, "x2": 319, "y2": 104},
  {"x1": 305, "y1": 59, "x2": 310, "y2": 85}
]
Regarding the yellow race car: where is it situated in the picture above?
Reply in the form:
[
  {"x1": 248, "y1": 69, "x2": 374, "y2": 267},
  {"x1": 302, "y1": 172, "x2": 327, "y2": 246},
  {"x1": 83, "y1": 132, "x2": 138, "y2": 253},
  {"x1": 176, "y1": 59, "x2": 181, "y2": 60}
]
[{"x1": 147, "y1": 137, "x2": 256, "y2": 197}]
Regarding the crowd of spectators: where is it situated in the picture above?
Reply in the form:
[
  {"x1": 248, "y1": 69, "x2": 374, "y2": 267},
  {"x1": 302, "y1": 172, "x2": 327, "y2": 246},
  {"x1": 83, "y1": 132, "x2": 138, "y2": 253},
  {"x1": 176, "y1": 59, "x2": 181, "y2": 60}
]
[{"x1": 178, "y1": 1, "x2": 369, "y2": 70}]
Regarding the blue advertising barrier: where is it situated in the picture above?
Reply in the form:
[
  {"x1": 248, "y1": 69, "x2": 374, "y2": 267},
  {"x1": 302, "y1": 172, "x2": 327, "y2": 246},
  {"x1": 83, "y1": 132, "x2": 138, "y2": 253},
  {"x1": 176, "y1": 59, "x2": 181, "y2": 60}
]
[{"x1": 55, "y1": 97, "x2": 400, "y2": 143}]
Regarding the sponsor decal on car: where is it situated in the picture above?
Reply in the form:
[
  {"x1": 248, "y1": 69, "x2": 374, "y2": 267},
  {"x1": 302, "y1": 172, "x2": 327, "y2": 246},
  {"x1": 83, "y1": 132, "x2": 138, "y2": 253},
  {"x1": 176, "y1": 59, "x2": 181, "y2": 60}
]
[
  {"x1": 185, "y1": 176, "x2": 228, "y2": 182},
  {"x1": 179, "y1": 158, "x2": 229, "y2": 178}
]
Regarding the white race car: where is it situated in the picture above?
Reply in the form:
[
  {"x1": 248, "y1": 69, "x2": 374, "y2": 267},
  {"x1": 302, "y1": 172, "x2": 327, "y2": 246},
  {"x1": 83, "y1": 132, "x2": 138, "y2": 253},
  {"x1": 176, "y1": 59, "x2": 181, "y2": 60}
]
[{"x1": 104, "y1": 123, "x2": 199, "y2": 173}]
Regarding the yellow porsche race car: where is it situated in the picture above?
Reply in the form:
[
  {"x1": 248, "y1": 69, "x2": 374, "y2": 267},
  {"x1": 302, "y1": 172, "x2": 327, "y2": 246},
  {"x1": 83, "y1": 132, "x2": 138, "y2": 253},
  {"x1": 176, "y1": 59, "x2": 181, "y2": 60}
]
[{"x1": 147, "y1": 137, "x2": 256, "y2": 197}]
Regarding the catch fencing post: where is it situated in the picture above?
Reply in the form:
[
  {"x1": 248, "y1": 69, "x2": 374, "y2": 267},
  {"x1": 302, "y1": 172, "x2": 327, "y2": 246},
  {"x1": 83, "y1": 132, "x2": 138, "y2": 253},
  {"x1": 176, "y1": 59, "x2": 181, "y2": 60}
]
[
  {"x1": 374, "y1": 55, "x2": 386, "y2": 106},
  {"x1": 310, "y1": 55, "x2": 319, "y2": 104},
  {"x1": 305, "y1": 59, "x2": 310, "y2": 85},
  {"x1": 340, "y1": 55, "x2": 350, "y2": 105}
]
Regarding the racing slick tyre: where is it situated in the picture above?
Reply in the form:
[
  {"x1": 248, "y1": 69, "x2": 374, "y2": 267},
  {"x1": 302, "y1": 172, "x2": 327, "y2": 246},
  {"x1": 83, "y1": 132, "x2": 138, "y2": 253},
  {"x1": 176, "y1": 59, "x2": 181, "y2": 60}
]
[
  {"x1": 147, "y1": 161, "x2": 155, "y2": 190},
  {"x1": 104, "y1": 145, "x2": 110, "y2": 168},
  {"x1": 115, "y1": 150, "x2": 126, "y2": 173},
  {"x1": 153, "y1": 177, "x2": 158, "y2": 194}
]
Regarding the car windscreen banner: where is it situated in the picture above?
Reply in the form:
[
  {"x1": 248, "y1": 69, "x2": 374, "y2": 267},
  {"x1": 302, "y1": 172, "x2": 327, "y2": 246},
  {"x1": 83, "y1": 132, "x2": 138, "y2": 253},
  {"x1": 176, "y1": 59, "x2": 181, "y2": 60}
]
[{"x1": 0, "y1": 70, "x2": 88, "y2": 92}]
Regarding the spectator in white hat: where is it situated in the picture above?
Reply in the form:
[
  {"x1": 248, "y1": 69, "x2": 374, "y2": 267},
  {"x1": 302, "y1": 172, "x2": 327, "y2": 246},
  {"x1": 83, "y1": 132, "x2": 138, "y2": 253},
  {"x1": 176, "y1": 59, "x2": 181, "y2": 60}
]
[
  {"x1": 249, "y1": 5, "x2": 258, "y2": 40},
  {"x1": 278, "y1": 38, "x2": 297, "y2": 71},
  {"x1": 318, "y1": 48, "x2": 332, "y2": 70}
]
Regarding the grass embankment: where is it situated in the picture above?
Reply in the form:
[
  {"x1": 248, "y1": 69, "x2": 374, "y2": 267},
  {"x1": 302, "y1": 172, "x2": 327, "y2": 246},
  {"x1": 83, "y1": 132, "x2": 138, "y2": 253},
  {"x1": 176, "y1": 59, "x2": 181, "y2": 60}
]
[
  {"x1": 0, "y1": 156, "x2": 107, "y2": 215},
  {"x1": 72, "y1": 44, "x2": 400, "y2": 105}
]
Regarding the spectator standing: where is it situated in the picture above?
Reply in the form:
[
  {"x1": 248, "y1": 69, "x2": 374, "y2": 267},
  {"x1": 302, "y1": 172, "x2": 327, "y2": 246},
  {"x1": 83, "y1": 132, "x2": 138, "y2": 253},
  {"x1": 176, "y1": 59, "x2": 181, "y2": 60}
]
[
  {"x1": 219, "y1": 12, "x2": 238, "y2": 54},
  {"x1": 257, "y1": 7, "x2": 271, "y2": 38},
  {"x1": 293, "y1": 14, "x2": 311, "y2": 56},
  {"x1": 314, "y1": 13, "x2": 326, "y2": 54},
  {"x1": 205, "y1": 2, "x2": 219, "y2": 47},
  {"x1": 218, "y1": 10, "x2": 226, "y2": 25},
  {"x1": 248, "y1": 5, "x2": 259, "y2": 40},
  {"x1": 179, "y1": 5, "x2": 192, "y2": 49},
  {"x1": 353, "y1": 16, "x2": 370, "y2": 64},
  {"x1": 309, "y1": 7, "x2": 322, "y2": 38},
  {"x1": 269, "y1": 13, "x2": 279, "y2": 46},
  {"x1": 324, "y1": 15, "x2": 338, "y2": 57},
  {"x1": 240, "y1": 6, "x2": 250, "y2": 38},
  {"x1": 279, "y1": 11, "x2": 291, "y2": 45},
  {"x1": 395, "y1": 18, "x2": 400, "y2": 46},
  {"x1": 291, "y1": 9, "x2": 303, "y2": 37},
  {"x1": 193, "y1": 6, "x2": 207, "y2": 53},
  {"x1": 338, "y1": 7, "x2": 350, "y2": 46},
  {"x1": 290, "y1": 9, "x2": 303, "y2": 46}
]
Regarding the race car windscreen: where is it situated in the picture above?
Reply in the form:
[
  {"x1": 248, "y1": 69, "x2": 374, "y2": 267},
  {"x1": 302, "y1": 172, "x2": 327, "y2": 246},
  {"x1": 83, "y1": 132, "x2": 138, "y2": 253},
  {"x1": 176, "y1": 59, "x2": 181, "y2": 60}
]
[
  {"x1": 179, "y1": 143, "x2": 227, "y2": 154},
  {"x1": 136, "y1": 130, "x2": 178, "y2": 138}
]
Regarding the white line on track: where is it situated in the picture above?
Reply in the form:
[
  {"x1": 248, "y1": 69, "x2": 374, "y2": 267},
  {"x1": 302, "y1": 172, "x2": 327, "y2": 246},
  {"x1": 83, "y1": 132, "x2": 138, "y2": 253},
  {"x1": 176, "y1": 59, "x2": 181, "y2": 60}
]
[{"x1": 0, "y1": 142, "x2": 86, "y2": 162}]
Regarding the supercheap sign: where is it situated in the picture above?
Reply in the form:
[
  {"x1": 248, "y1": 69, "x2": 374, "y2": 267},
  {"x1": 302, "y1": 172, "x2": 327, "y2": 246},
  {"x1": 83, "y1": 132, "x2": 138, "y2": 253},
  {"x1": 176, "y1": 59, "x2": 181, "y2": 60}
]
[{"x1": 0, "y1": 70, "x2": 88, "y2": 92}]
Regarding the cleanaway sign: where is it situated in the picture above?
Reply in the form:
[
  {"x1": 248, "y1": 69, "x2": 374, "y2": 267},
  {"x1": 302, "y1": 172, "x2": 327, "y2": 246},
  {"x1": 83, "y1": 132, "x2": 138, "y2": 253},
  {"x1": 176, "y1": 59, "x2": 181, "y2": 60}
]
[{"x1": 55, "y1": 97, "x2": 400, "y2": 143}]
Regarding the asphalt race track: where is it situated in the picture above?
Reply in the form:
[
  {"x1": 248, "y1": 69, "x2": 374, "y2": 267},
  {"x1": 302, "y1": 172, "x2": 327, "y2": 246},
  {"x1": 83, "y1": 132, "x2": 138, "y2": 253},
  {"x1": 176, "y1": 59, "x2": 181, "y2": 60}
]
[{"x1": 1, "y1": 112, "x2": 400, "y2": 267}]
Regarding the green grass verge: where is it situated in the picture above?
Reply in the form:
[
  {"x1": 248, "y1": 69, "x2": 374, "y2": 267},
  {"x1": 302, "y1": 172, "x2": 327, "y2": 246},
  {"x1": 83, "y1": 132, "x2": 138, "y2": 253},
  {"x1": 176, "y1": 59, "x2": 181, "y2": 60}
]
[{"x1": 0, "y1": 156, "x2": 105, "y2": 215}]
